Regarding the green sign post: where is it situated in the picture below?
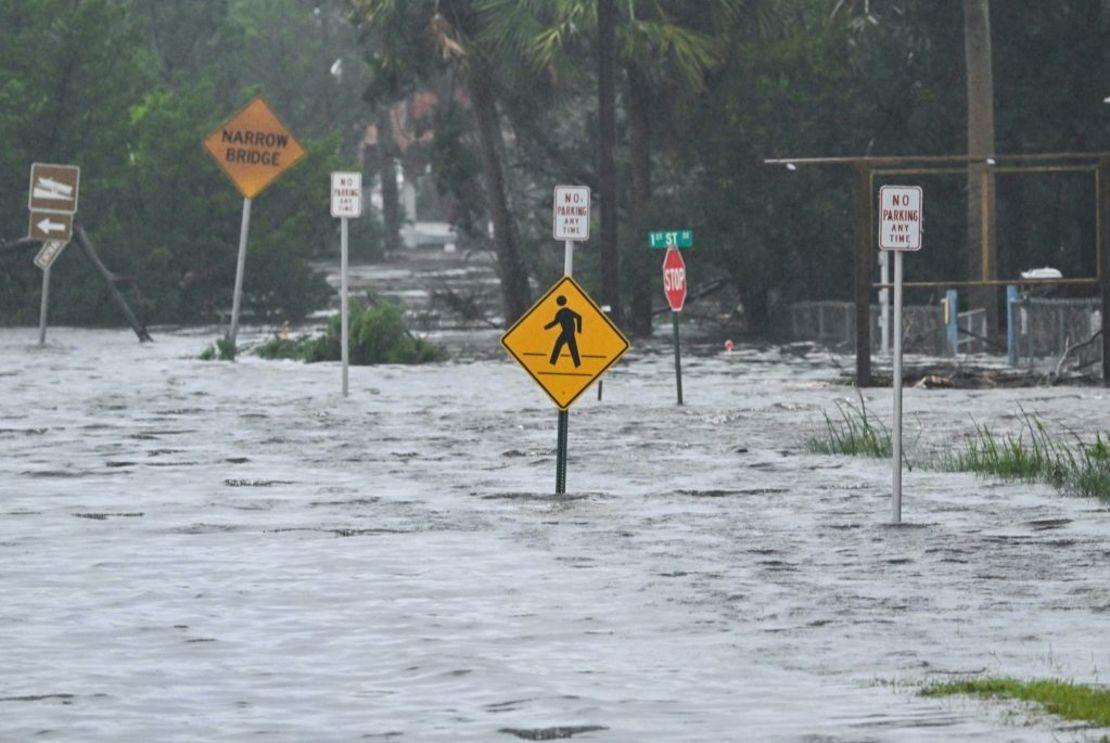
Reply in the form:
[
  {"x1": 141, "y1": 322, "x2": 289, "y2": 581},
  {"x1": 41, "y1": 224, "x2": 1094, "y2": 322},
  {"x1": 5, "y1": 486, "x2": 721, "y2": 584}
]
[{"x1": 649, "y1": 230, "x2": 693, "y2": 249}]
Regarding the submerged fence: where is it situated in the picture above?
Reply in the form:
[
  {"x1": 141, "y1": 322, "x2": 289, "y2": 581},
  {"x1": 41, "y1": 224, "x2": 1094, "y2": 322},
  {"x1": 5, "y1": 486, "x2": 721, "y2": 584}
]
[
  {"x1": 790, "y1": 295, "x2": 1103, "y2": 377},
  {"x1": 788, "y1": 301, "x2": 946, "y2": 355},
  {"x1": 1011, "y1": 296, "x2": 1102, "y2": 372}
]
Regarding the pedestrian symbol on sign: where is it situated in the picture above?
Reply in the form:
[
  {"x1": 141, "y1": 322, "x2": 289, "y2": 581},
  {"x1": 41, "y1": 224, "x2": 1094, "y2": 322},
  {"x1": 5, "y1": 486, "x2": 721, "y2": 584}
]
[{"x1": 545, "y1": 296, "x2": 582, "y2": 367}]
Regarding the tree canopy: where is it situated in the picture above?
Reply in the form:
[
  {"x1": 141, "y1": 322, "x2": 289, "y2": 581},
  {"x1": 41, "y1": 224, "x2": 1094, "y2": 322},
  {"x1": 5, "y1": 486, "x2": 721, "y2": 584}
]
[{"x1": 1, "y1": 0, "x2": 1107, "y2": 331}]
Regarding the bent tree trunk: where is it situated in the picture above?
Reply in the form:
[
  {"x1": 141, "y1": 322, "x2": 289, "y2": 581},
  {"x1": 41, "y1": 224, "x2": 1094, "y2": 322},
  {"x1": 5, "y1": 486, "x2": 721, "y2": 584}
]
[
  {"x1": 466, "y1": 53, "x2": 530, "y2": 325},
  {"x1": 376, "y1": 107, "x2": 404, "y2": 255},
  {"x1": 74, "y1": 224, "x2": 153, "y2": 342}
]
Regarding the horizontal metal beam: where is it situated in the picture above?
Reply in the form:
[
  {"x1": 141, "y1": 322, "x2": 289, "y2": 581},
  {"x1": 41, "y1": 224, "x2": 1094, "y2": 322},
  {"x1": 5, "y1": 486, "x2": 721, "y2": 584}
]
[
  {"x1": 872, "y1": 277, "x2": 1099, "y2": 290},
  {"x1": 765, "y1": 152, "x2": 1110, "y2": 168},
  {"x1": 868, "y1": 165, "x2": 1098, "y2": 176}
]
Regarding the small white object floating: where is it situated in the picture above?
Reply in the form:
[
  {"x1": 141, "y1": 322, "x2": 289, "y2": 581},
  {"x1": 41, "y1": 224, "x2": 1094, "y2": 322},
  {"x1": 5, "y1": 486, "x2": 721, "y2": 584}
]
[{"x1": 1020, "y1": 267, "x2": 1063, "y2": 280}]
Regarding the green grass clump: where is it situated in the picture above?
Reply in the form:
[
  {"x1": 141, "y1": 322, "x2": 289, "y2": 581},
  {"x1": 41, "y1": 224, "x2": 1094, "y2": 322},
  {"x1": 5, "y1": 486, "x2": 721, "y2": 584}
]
[
  {"x1": 923, "y1": 677, "x2": 1110, "y2": 728},
  {"x1": 199, "y1": 337, "x2": 237, "y2": 361},
  {"x1": 807, "y1": 395, "x2": 891, "y2": 458},
  {"x1": 1069, "y1": 433, "x2": 1110, "y2": 499},
  {"x1": 935, "y1": 412, "x2": 1110, "y2": 501},
  {"x1": 255, "y1": 335, "x2": 310, "y2": 360},
  {"x1": 934, "y1": 414, "x2": 1074, "y2": 483},
  {"x1": 254, "y1": 303, "x2": 446, "y2": 365}
]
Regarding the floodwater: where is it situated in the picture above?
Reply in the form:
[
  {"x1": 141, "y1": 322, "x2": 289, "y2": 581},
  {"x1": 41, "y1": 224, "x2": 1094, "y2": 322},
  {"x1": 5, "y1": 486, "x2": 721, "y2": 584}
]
[{"x1": 2, "y1": 306, "x2": 1110, "y2": 740}]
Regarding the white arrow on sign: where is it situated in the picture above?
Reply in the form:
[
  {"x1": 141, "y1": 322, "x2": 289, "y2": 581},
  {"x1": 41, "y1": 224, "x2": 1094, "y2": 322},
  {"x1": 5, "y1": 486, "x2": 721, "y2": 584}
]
[{"x1": 37, "y1": 217, "x2": 66, "y2": 234}]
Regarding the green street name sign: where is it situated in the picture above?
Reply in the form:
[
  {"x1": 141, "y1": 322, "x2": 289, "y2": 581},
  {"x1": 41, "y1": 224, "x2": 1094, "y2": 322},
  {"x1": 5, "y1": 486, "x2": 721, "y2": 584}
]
[{"x1": 649, "y1": 230, "x2": 692, "y2": 249}]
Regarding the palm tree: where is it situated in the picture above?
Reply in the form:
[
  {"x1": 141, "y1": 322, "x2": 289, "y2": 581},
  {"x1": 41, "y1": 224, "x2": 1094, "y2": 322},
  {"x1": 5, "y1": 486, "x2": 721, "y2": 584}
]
[
  {"x1": 481, "y1": 0, "x2": 735, "y2": 335},
  {"x1": 617, "y1": 2, "x2": 737, "y2": 334},
  {"x1": 351, "y1": 0, "x2": 531, "y2": 324}
]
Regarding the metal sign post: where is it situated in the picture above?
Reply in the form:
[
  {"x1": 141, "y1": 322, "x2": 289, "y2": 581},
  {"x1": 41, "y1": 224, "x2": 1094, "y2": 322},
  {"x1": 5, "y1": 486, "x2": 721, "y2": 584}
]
[
  {"x1": 672, "y1": 312, "x2": 683, "y2": 405},
  {"x1": 878, "y1": 185, "x2": 923, "y2": 525},
  {"x1": 341, "y1": 216, "x2": 349, "y2": 394},
  {"x1": 331, "y1": 172, "x2": 362, "y2": 396},
  {"x1": 598, "y1": 305, "x2": 611, "y2": 400},
  {"x1": 557, "y1": 236, "x2": 573, "y2": 495},
  {"x1": 228, "y1": 197, "x2": 252, "y2": 349},
  {"x1": 38, "y1": 266, "x2": 50, "y2": 346},
  {"x1": 558, "y1": 238, "x2": 574, "y2": 492},
  {"x1": 892, "y1": 250, "x2": 904, "y2": 521}
]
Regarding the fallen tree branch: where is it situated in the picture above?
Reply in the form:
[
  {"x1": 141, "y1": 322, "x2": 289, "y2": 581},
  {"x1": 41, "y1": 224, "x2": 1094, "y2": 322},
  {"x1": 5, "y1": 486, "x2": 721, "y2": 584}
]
[
  {"x1": 0, "y1": 237, "x2": 39, "y2": 255},
  {"x1": 957, "y1": 325, "x2": 1007, "y2": 351},
  {"x1": 650, "y1": 277, "x2": 730, "y2": 316},
  {"x1": 1053, "y1": 328, "x2": 1102, "y2": 379}
]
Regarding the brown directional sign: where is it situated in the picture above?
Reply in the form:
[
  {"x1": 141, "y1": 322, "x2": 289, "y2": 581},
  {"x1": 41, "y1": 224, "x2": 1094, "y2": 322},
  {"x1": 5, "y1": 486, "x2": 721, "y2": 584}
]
[
  {"x1": 28, "y1": 211, "x2": 73, "y2": 242},
  {"x1": 203, "y1": 97, "x2": 305, "y2": 199},
  {"x1": 28, "y1": 163, "x2": 80, "y2": 214},
  {"x1": 501, "y1": 276, "x2": 630, "y2": 410}
]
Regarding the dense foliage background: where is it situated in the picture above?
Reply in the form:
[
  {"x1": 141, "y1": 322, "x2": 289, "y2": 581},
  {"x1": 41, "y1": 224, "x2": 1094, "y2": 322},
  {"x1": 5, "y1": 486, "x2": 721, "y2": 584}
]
[{"x1": 1, "y1": 0, "x2": 1107, "y2": 331}]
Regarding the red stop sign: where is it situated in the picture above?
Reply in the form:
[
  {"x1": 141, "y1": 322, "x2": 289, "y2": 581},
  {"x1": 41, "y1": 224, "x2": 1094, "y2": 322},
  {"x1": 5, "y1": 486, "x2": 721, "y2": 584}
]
[{"x1": 662, "y1": 247, "x2": 687, "y2": 311}]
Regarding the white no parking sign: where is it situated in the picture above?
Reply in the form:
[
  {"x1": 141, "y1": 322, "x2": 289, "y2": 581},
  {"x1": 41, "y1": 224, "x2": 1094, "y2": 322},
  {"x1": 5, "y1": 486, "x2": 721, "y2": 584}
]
[{"x1": 879, "y1": 186, "x2": 922, "y2": 251}]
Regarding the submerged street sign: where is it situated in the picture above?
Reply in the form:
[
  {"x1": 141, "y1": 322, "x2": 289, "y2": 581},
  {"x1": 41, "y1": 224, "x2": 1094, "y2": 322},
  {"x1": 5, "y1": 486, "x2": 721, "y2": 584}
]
[
  {"x1": 203, "y1": 97, "x2": 305, "y2": 199},
  {"x1": 553, "y1": 186, "x2": 590, "y2": 241},
  {"x1": 649, "y1": 230, "x2": 692, "y2": 249},
  {"x1": 501, "y1": 276, "x2": 629, "y2": 410},
  {"x1": 28, "y1": 164, "x2": 80, "y2": 214},
  {"x1": 879, "y1": 186, "x2": 922, "y2": 251},
  {"x1": 28, "y1": 211, "x2": 72, "y2": 242}
]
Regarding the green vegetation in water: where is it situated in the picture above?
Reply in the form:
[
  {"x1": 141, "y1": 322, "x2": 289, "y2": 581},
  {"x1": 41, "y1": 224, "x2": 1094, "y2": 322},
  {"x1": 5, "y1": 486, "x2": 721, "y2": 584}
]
[
  {"x1": 806, "y1": 394, "x2": 891, "y2": 458},
  {"x1": 922, "y1": 677, "x2": 1110, "y2": 729},
  {"x1": 255, "y1": 303, "x2": 446, "y2": 365},
  {"x1": 199, "y1": 337, "x2": 237, "y2": 361},
  {"x1": 935, "y1": 412, "x2": 1110, "y2": 501}
]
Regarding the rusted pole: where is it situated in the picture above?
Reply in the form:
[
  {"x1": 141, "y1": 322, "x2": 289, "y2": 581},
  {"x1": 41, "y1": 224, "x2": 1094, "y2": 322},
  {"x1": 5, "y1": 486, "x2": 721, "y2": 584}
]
[
  {"x1": 854, "y1": 162, "x2": 873, "y2": 386},
  {"x1": 1100, "y1": 158, "x2": 1110, "y2": 386}
]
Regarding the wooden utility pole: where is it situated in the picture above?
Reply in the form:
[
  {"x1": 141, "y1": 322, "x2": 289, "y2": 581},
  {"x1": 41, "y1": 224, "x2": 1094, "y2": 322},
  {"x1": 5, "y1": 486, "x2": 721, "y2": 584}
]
[
  {"x1": 1100, "y1": 158, "x2": 1110, "y2": 386},
  {"x1": 467, "y1": 53, "x2": 531, "y2": 325},
  {"x1": 854, "y1": 162, "x2": 873, "y2": 387},
  {"x1": 964, "y1": 0, "x2": 998, "y2": 335}
]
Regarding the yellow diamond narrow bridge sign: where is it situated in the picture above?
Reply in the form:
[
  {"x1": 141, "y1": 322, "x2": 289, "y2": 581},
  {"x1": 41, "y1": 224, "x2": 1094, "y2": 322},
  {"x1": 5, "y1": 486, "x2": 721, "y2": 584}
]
[
  {"x1": 203, "y1": 96, "x2": 305, "y2": 200},
  {"x1": 501, "y1": 276, "x2": 630, "y2": 410}
]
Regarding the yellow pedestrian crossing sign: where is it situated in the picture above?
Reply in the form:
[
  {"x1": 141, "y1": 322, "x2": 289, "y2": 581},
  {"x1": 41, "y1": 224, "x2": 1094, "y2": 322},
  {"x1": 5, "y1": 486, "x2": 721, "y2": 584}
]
[{"x1": 501, "y1": 276, "x2": 630, "y2": 410}]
